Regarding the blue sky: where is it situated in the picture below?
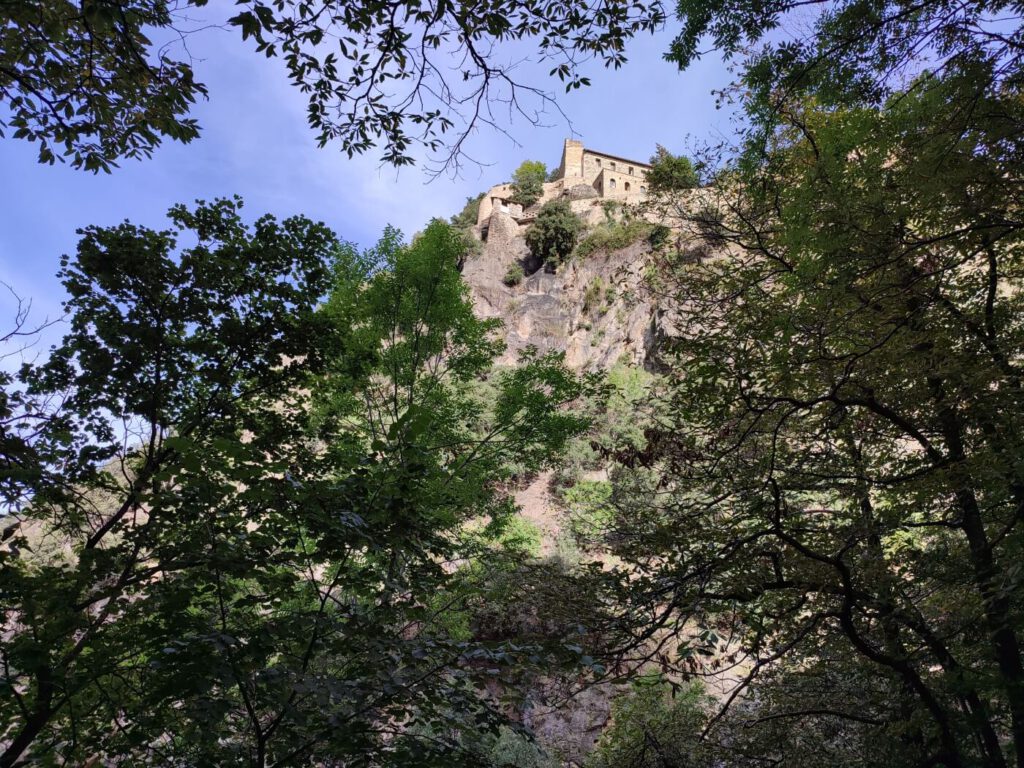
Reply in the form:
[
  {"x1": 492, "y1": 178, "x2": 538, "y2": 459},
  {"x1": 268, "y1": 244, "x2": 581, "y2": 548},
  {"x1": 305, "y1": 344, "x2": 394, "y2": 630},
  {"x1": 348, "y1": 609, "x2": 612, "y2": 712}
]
[{"x1": 0, "y1": 18, "x2": 736, "y2": 342}]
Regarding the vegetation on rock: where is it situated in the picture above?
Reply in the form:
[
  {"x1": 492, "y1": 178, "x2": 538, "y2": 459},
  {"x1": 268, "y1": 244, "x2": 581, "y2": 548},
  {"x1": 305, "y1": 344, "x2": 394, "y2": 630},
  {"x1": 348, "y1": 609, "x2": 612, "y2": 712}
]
[
  {"x1": 575, "y1": 219, "x2": 654, "y2": 259},
  {"x1": 510, "y1": 160, "x2": 548, "y2": 208},
  {"x1": 451, "y1": 192, "x2": 486, "y2": 256},
  {"x1": 503, "y1": 263, "x2": 525, "y2": 286},
  {"x1": 525, "y1": 200, "x2": 582, "y2": 271}
]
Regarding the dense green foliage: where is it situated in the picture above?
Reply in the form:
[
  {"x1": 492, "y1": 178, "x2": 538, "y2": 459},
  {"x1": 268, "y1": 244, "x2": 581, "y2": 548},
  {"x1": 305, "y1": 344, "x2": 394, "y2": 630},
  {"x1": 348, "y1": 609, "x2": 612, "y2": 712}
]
[
  {"x1": 525, "y1": 200, "x2": 582, "y2": 270},
  {"x1": 644, "y1": 146, "x2": 698, "y2": 193},
  {"x1": 503, "y1": 263, "x2": 525, "y2": 286},
  {"x1": 552, "y1": 361, "x2": 654, "y2": 504},
  {"x1": 449, "y1": 192, "x2": 485, "y2": 256},
  {"x1": 0, "y1": 206, "x2": 590, "y2": 766},
  {"x1": 6, "y1": 0, "x2": 1024, "y2": 763},
  {"x1": 587, "y1": 677, "x2": 713, "y2": 768},
  {"x1": 599, "y1": 63, "x2": 1024, "y2": 767},
  {"x1": 451, "y1": 192, "x2": 485, "y2": 230},
  {"x1": 510, "y1": 160, "x2": 548, "y2": 208},
  {"x1": 665, "y1": 0, "x2": 1024, "y2": 166},
  {"x1": 0, "y1": 1, "x2": 667, "y2": 170},
  {"x1": 575, "y1": 219, "x2": 654, "y2": 259}
]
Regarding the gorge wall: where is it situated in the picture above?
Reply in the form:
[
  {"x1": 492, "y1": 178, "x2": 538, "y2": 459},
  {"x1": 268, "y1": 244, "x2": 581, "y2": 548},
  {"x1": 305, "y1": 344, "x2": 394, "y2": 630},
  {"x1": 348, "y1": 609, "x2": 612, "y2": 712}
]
[{"x1": 463, "y1": 200, "x2": 666, "y2": 371}]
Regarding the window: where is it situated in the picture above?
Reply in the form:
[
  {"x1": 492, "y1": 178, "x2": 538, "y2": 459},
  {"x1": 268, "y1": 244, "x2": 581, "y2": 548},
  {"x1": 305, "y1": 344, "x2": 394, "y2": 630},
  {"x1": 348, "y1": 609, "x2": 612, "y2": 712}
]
[
  {"x1": 609, "y1": 178, "x2": 616, "y2": 190},
  {"x1": 624, "y1": 182, "x2": 631, "y2": 192},
  {"x1": 610, "y1": 161, "x2": 617, "y2": 171},
  {"x1": 628, "y1": 166, "x2": 634, "y2": 175},
  {"x1": 596, "y1": 158, "x2": 602, "y2": 166},
  {"x1": 640, "y1": 186, "x2": 647, "y2": 194}
]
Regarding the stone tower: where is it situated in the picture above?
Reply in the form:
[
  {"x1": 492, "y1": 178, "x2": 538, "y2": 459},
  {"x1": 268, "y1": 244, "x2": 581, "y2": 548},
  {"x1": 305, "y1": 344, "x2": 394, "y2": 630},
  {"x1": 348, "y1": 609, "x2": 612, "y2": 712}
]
[{"x1": 556, "y1": 139, "x2": 585, "y2": 182}]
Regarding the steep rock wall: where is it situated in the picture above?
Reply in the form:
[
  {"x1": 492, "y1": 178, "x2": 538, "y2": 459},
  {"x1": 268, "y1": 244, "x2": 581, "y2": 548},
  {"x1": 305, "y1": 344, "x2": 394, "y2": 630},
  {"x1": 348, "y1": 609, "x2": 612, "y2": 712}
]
[
  {"x1": 464, "y1": 209, "x2": 665, "y2": 370},
  {"x1": 463, "y1": 211, "x2": 658, "y2": 763}
]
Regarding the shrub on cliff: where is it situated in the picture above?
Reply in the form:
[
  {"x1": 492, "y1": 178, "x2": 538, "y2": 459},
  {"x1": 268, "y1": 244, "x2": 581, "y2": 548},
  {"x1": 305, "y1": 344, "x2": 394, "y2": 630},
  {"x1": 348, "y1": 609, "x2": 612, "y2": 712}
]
[
  {"x1": 503, "y1": 263, "x2": 525, "y2": 286},
  {"x1": 450, "y1": 192, "x2": 485, "y2": 257},
  {"x1": 646, "y1": 145, "x2": 699, "y2": 192},
  {"x1": 575, "y1": 218, "x2": 654, "y2": 259},
  {"x1": 525, "y1": 199, "x2": 582, "y2": 270},
  {"x1": 452, "y1": 192, "x2": 485, "y2": 229},
  {"x1": 510, "y1": 160, "x2": 547, "y2": 208}
]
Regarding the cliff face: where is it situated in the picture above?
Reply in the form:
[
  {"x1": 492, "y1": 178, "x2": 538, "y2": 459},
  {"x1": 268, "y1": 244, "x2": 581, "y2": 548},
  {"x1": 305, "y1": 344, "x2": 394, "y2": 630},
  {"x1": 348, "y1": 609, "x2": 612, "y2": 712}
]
[
  {"x1": 461, "y1": 192, "x2": 739, "y2": 767},
  {"x1": 461, "y1": 208, "x2": 663, "y2": 766},
  {"x1": 463, "y1": 208, "x2": 664, "y2": 371}
]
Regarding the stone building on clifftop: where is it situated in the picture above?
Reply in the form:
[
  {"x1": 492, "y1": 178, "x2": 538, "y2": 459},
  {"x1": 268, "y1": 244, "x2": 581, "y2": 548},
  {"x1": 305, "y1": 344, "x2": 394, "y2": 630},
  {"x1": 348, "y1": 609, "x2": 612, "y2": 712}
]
[{"x1": 476, "y1": 139, "x2": 651, "y2": 227}]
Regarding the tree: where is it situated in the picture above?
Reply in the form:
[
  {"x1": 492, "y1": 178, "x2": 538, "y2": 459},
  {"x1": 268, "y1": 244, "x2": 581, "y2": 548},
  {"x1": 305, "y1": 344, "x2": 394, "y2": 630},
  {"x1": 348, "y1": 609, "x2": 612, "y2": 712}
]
[
  {"x1": 1, "y1": 0, "x2": 667, "y2": 172},
  {"x1": 451, "y1": 192, "x2": 485, "y2": 231},
  {"x1": 644, "y1": 146, "x2": 698, "y2": 194},
  {"x1": 0, "y1": 206, "x2": 591, "y2": 765},
  {"x1": 450, "y1": 192, "x2": 485, "y2": 258},
  {"x1": 666, "y1": 0, "x2": 1024, "y2": 148},
  {"x1": 0, "y1": 1, "x2": 205, "y2": 172},
  {"x1": 586, "y1": 677, "x2": 714, "y2": 768},
  {"x1": 525, "y1": 199, "x2": 582, "y2": 270},
  {"x1": 600, "y1": 64, "x2": 1024, "y2": 768},
  {"x1": 0, "y1": 196, "x2": 337, "y2": 765},
  {"x1": 510, "y1": 160, "x2": 548, "y2": 208}
]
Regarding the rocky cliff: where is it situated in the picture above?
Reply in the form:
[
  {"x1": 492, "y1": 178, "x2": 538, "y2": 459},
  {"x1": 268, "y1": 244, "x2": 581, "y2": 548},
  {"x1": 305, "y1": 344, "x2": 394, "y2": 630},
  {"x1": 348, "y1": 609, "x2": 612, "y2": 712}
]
[
  {"x1": 463, "y1": 205, "x2": 665, "y2": 371},
  {"x1": 460, "y1": 205, "x2": 665, "y2": 766}
]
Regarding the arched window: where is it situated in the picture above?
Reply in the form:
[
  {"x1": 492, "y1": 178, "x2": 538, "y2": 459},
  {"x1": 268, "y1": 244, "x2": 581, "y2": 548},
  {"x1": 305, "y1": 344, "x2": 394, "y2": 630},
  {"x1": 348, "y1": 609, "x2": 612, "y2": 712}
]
[
  {"x1": 624, "y1": 182, "x2": 631, "y2": 192},
  {"x1": 640, "y1": 186, "x2": 647, "y2": 194},
  {"x1": 609, "y1": 178, "x2": 616, "y2": 190}
]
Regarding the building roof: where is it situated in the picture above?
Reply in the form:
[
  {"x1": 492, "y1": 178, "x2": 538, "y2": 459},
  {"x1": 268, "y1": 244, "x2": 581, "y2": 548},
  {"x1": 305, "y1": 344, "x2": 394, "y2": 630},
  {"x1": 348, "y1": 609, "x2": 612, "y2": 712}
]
[{"x1": 583, "y1": 148, "x2": 651, "y2": 169}]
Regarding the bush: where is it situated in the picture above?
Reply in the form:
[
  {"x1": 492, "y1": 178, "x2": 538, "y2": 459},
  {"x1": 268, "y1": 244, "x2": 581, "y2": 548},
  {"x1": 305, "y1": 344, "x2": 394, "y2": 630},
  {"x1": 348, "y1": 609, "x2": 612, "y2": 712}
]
[
  {"x1": 451, "y1": 192, "x2": 485, "y2": 228},
  {"x1": 488, "y1": 726, "x2": 560, "y2": 768},
  {"x1": 587, "y1": 677, "x2": 714, "y2": 768},
  {"x1": 497, "y1": 514, "x2": 544, "y2": 558},
  {"x1": 582, "y1": 276, "x2": 616, "y2": 315},
  {"x1": 525, "y1": 199, "x2": 582, "y2": 270},
  {"x1": 648, "y1": 223, "x2": 671, "y2": 248},
  {"x1": 450, "y1": 192, "x2": 485, "y2": 257},
  {"x1": 510, "y1": 159, "x2": 547, "y2": 208},
  {"x1": 562, "y1": 479, "x2": 614, "y2": 543},
  {"x1": 424, "y1": 588, "x2": 473, "y2": 641},
  {"x1": 575, "y1": 219, "x2": 654, "y2": 259},
  {"x1": 646, "y1": 145, "x2": 699, "y2": 193},
  {"x1": 601, "y1": 199, "x2": 621, "y2": 222},
  {"x1": 503, "y1": 263, "x2": 525, "y2": 286}
]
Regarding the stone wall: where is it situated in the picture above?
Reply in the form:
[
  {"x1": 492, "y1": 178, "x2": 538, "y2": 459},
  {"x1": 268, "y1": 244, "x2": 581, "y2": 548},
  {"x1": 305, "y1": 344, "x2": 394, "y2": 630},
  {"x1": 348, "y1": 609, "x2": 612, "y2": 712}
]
[
  {"x1": 477, "y1": 183, "x2": 516, "y2": 225},
  {"x1": 594, "y1": 168, "x2": 648, "y2": 202},
  {"x1": 581, "y1": 151, "x2": 648, "y2": 187}
]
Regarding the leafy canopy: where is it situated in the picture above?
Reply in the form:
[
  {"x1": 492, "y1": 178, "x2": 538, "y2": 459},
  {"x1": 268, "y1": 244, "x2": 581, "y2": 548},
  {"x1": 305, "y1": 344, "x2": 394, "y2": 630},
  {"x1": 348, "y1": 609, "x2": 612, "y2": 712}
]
[
  {"x1": 510, "y1": 160, "x2": 548, "y2": 208},
  {"x1": 644, "y1": 146, "x2": 698, "y2": 193},
  {"x1": 601, "y1": 63, "x2": 1024, "y2": 768},
  {"x1": 667, "y1": 0, "x2": 1024, "y2": 144},
  {"x1": 0, "y1": 206, "x2": 591, "y2": 766},
  {"x1": 525, "y1": 199, "x2": 582, "y2": 270},
  {"x1": 1, "y1": 0, "x2": 667, "y2": 172}
]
